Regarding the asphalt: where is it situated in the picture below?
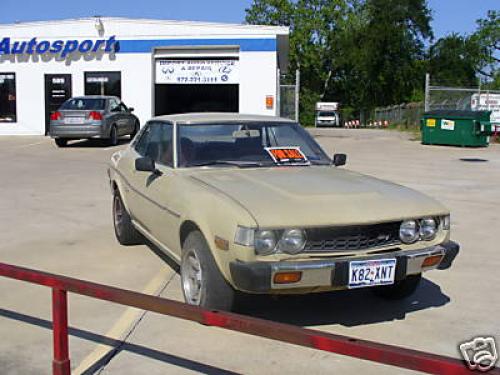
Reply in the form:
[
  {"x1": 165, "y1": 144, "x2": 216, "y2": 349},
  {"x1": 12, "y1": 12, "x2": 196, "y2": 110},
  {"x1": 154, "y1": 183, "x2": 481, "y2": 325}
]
[{"x1": 0, "y1": 130, "x2": 499, "y2": 374}]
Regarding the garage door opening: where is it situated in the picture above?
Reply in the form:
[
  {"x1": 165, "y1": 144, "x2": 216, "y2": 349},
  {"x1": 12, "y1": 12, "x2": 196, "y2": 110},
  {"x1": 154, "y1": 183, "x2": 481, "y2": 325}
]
[{"x1": 155, "y1": 84, "x2": 239, "y2": 115}]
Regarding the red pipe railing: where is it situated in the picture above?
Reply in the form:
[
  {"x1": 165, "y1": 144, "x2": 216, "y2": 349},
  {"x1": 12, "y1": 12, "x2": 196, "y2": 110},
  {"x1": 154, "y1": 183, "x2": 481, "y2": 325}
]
[{"x1": 0, "y1": 262, "x2": 496, "y2": 375}]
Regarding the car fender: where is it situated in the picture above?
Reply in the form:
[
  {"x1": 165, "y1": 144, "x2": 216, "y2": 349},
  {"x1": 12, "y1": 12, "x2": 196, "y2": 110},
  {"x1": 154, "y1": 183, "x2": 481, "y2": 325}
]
[{"x1": 176, "y1": 177, "x2": 258, "y2": 286}]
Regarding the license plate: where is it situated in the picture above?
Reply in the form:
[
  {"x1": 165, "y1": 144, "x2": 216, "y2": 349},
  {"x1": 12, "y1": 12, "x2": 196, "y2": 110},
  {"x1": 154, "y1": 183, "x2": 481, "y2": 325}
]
[
  {"x1": 65, "y1": 117, "x2": 84, "y2": 124},
  {"x1": 348, "y1": 258, "x2": 396, "y2": 289}
]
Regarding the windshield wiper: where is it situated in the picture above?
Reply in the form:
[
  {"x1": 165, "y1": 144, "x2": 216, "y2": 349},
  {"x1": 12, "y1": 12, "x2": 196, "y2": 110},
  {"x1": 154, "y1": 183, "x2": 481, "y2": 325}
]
[{"x1": 187, "y1": 160, "x2": 270, "y2": 168}]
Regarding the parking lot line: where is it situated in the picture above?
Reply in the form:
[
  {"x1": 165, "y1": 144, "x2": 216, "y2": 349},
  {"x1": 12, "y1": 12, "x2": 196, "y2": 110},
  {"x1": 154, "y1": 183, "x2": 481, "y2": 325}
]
[{"x1": 73, "y1": 267, "x2": 175, "y2": 375}]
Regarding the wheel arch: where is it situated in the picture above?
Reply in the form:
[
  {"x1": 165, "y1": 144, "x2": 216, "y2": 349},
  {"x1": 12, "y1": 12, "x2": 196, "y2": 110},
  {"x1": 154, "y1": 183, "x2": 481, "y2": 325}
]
[{"x1": 179, "y1": 220, "x2": 202, "y2": 249}]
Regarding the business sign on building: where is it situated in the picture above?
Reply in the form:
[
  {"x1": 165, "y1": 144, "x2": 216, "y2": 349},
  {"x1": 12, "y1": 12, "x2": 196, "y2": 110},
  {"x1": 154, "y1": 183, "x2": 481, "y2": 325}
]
[
  {"x1": 471, "y1": 93, "x2": 500, "y2": 124},
  {"x1": 0, "y1": 36, "x2": 117, "y2": 59},
  {"x1": 155, "y1": 59, "x2": 239, "y2": 85}
]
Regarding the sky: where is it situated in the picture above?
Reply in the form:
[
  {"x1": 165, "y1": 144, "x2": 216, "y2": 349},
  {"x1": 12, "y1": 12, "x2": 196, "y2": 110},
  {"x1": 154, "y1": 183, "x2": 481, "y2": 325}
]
[{"x1": 0, "y1": 0, "x2": 498, "y2": 40}]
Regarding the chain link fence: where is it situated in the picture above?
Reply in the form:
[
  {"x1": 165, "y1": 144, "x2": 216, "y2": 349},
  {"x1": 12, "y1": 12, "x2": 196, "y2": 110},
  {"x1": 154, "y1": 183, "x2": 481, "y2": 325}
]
[
  {"x1": 370, "y1": 77, "x2": 500, "y2": 128},
  {"x1": 278, "y1": 70, "x2": 300, "y2": 122},
  {"x1": 372, "y1": 102, "x2": 424, "y2": 128},
  {"x1": 280, "y1": 84, "x2": 297, "y2": 121}
]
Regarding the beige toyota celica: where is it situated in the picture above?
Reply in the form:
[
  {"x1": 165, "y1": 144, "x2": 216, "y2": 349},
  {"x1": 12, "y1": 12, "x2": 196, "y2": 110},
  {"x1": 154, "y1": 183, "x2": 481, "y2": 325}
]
[{"x1": 108, "y1": 113, "x2": 459, "y2": 311}]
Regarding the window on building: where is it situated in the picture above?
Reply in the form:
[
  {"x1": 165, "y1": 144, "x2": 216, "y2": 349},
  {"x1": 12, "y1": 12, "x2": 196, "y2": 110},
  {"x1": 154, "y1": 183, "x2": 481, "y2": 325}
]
[
  {"x1": 0, "y1": 73, "x2": 17, "y2": 123},
  {"x1": 84, "y1": 72, "x2": 121, "y2": 98}
]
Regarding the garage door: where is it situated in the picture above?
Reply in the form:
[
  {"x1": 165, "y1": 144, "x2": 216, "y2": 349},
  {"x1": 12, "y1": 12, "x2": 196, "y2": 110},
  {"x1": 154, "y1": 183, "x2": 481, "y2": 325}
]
[{"x1": 154, "y1": 57, "x2": 239, "y2": 116}]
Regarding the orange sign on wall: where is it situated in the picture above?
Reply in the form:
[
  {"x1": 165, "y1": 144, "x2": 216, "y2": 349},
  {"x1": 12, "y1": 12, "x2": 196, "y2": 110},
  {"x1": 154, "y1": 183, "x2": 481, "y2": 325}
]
[{"x1": 266, "y1": 95, "x2": 274, "y2": 109}]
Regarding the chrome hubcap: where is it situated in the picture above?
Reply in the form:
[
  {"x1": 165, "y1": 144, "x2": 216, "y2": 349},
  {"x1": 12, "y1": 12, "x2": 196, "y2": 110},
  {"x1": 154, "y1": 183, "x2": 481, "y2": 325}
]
[{"x1": 181, "y1": 249, "x2": 203, "y2": 305}]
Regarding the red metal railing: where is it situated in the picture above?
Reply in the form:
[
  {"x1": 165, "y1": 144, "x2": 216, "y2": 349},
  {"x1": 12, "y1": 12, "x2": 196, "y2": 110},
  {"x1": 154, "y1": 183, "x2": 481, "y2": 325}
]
[{"x1": 0, "y1": 262, "x2": 497, "y2": 375}]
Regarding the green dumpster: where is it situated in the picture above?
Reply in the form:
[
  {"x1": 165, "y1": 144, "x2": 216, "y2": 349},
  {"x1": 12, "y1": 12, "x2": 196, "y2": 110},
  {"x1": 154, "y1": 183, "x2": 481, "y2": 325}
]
[{"x1": 421, "y1": 110, "x2": 493, "y2": 147}]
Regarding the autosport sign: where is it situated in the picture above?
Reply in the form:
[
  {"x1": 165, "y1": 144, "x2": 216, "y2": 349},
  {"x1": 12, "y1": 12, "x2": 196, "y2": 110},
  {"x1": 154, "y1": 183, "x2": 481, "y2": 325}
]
[
  {"x1": 0, "y1": 36, "x2": 117, "y2": 58},
  {"x1": 155, "y1": 59, "x2": 239, "y2": 84}
]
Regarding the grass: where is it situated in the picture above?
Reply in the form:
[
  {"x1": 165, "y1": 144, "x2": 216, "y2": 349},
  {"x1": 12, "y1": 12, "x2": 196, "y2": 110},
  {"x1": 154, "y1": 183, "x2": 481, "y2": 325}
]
[{"x1": 384, "y1": 123, "x2": 422, "y2": 141}]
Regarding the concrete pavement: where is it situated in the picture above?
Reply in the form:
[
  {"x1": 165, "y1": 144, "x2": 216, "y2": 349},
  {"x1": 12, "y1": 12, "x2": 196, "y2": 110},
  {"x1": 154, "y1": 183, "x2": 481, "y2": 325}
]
[{"x1": 0, "y1": 130, "x2": 499, "y2": 374}]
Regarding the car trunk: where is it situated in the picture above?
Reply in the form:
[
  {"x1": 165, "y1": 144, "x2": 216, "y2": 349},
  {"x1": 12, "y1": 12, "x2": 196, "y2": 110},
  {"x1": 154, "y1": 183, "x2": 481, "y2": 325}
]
[{"x1": 59, "y1": 110, "x2": 101, "y2": 125}]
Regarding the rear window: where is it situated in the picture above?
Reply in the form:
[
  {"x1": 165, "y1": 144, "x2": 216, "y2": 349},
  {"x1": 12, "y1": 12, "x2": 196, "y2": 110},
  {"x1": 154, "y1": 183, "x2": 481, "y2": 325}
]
[{"x1": 60, "y1": 98, "x2": 105, "y2": 110}]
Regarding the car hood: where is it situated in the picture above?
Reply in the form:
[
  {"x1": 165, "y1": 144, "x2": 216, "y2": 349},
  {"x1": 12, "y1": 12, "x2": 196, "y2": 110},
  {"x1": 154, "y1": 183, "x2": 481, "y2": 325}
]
[{"x1": 189, "y1": 167, "x2": 449, "y2": 228}]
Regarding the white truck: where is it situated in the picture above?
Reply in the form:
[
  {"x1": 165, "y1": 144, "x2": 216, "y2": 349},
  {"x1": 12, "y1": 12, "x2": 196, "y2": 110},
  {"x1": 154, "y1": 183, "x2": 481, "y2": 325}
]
[{"x1": 315, "y1": 102, "x2": 341, "y2": 127}]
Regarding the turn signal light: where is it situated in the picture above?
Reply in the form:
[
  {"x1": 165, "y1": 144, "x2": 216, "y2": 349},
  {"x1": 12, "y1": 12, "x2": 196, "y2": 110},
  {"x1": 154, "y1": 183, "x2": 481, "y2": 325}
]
[
  {"x1": 50, "y1": 112, "x2": 62, "y2": 121},
  {"x1": 422, "y1": 254, "x2": 443, "y2": 268},
  {"x1": 89, "y1": 111, "x2": 103, "y2": 121},
  {"x1": 273, "y1": 271, "x2": 302, "y2": 284}
]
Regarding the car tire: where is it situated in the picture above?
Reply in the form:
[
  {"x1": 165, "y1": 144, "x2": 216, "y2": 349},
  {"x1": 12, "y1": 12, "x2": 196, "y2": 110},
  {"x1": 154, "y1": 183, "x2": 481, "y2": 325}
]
[
  {"x1": 109, "y1": 125, "x2": 118, "y2": 146},
  {"x1": 371, "y1": 274, "x2": 422, "y2": 300},
  {"x1": 113, "y1": 190, "x2": 142, "y2": 246},
  {"x1": 131, "y1": 121, "x2": 139, "y2": 139},
  {"x1": 55, "y1": 138, "x2": 67, "y2": 147},
  {"x1": 181, "y1": 230, "x2": 237, "y2": 311}
]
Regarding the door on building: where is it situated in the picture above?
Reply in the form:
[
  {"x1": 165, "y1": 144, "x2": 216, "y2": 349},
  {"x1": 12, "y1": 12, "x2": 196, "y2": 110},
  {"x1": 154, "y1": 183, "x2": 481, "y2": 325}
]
[
  {"x1": 155, "y1": 84, "x2": 238, "y2": 115},
  {"x1": 44, "y1": 74, "x2": 72, "y2": 135},
  {"x1": 154, "y1": 58, "x2": 239, "y2": 116}
]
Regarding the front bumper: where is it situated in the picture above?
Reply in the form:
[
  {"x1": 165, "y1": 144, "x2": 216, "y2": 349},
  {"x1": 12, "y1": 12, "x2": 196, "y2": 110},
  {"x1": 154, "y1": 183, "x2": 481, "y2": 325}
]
[
  {"x1": 229, "y1": 241, "x2": 459, "y2": 293},
  {"x1": 50, "y1": 125, "x2": 105, "y2": 139}
]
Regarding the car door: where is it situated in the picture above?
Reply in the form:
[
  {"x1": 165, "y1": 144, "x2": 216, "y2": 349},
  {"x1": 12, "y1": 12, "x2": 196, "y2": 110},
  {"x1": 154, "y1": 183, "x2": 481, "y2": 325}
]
[
  {"x1": 127, "y1": 121, "x2": 181, "y2": 257},
  {"x1": 119, "y1": 101, "x2": 134, "y2": 134},
  {"x1": 108, "y1": 98, "x2": 127, "y2": 135}
]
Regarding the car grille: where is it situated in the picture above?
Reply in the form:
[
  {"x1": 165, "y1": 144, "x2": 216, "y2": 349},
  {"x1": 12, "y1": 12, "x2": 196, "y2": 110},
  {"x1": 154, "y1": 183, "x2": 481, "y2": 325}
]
[{"x1": 304, "y1": 222, "x2": 401, "y2": 253}]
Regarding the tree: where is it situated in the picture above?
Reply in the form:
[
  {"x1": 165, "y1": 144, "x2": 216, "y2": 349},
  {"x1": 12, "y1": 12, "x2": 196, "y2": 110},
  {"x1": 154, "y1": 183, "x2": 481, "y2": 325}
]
[
  {"x1": 246, "y1": 0, "x2": 356, "y2": 124},
  {"x1": 427, "y1": 10, "x2": 499, "y2": 89},
  {"x1": 348, "y1": 0, "x2": 432, "y2": 110},
  {"x1": 429, "y1": 34, "x2": 478, "y2": 87},
  {"x1": 469, "y1": 10, "x2": 499, "y2": 85},
  {"x1": 246, "y1": 0, "x2": 432, "y2": 123}
]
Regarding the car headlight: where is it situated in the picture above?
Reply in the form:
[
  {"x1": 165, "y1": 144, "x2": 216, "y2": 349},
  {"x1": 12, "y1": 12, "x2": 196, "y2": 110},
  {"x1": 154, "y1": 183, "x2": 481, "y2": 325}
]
[
  {"x1": 278, "y1": 229, "x2": 306, "y2": 254},
  {"x1": 420, "y1": 217, "x2": 437, "y2": 241},
  {"x1": 399, "y1": 220, "x2": 419, "y2": 244},
  {"x1": 254, "y1": 230, "x2": 277, "y2": 255}
]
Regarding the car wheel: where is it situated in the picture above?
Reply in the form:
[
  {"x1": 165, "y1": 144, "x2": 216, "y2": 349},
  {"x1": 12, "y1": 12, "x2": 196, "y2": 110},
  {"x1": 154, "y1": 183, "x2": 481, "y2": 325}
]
[
  {"x1": 55, "y1": 138, "x2": 67, "y2": 147},
  {"x1": 113, "y1": 190, "x2": 142, "y2": 246},
  {"x1": 131, "y1": 121, "x2": 139, "y2": 139},
  {"x1": 181, "y1": 230, "x2": 237, "y2": 311},
  {"x1": 371, "y1": 273, "x2": 422, "y2": 300},
  {"x1": 109, "y1": 125, "x2": 118, "y2": 146}
]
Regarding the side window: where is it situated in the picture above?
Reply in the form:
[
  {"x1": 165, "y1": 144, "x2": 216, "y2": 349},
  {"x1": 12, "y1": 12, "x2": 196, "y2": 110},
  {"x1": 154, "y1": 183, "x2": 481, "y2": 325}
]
[
  {"x1": 119, "y1": 102, "x2": 128, "y2": 112},
  {"x1": 109, "y1": 98, "x2": 120, "y2": 112},
  {"x1": 134, "y1": 122, "x2": 173, "y2": 167},
  {"x1": 134, "y1": 124, "x2": 152, "y2": 156}
]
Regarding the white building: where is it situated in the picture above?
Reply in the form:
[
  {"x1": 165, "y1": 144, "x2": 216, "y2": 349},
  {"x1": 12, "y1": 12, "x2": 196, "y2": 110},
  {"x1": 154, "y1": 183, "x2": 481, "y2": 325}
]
[{"x1": 0, "y1": 17, "x2": 289, "y2": 135}]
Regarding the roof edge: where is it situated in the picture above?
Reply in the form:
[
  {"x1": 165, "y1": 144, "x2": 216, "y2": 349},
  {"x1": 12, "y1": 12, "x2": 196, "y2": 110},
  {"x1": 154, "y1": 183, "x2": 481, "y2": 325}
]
[{"x1": 0, "y1": 17, "x2": 289, "y2": 34}]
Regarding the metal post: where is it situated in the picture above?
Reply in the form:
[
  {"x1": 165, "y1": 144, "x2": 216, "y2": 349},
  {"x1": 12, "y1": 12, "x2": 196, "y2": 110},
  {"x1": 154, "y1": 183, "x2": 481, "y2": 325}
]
[
  {"x1": 276, "y1": 68, "x2": 281, "y2": 117},
  {"x1": 295, "y1": 69, "x2": 300, "y2": 123},
  {"x1": 424, "y1": 73, "x2": 430, "y2": 112},
  {"x1": 52, "y1": 289, "x2": 70, "y2": 375}
]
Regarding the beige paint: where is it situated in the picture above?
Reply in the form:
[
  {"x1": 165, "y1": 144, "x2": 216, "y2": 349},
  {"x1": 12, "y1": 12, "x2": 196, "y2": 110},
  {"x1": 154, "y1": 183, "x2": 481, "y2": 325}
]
[{"x1": 109, "y1": 114, "x2": 450, "y2": 292}]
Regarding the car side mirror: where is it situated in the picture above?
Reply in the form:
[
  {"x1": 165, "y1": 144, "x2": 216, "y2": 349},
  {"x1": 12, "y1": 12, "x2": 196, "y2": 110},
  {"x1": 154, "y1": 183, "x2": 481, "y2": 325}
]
[
  {"x1": 128, "y1": 107, "x2": 134, "y2": 112},
  {"x1": 332, "y1": 153, "x2": 347, "y2": 167},
  {"x1": 135, "y1": 156, "x2": 156, "y2": 172}
]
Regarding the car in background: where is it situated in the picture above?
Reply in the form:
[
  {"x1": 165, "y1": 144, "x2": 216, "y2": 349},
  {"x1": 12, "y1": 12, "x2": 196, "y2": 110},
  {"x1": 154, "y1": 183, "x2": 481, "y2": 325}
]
[
  {"x1": 49, "y1": 96, "x2": 140, "y2": 147},
  {"x1": 108, "y1": 113, "x2": 459, "y2": 311}
]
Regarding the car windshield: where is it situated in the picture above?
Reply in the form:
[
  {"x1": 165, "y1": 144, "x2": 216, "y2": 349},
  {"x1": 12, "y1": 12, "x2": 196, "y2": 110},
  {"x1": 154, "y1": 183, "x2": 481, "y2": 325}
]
[
  {"x1": 60, "y1": 98, "x2": 105, "y2": 110},
  {"x1": 178, "y1": 122, "x2": 331, "y2": 168},
  {"x1": 318, "y1": 111, "x2": 337, "y2": 117}
]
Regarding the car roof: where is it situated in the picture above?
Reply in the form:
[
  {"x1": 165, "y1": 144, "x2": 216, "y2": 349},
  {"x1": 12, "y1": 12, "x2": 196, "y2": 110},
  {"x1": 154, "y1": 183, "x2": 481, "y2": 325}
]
[
  {"x1": 69, "y1": 96, "x2": 116, "y2": 100},
  {"x1": 152, "y1": 113, "x2": 297, "y2": 125}
]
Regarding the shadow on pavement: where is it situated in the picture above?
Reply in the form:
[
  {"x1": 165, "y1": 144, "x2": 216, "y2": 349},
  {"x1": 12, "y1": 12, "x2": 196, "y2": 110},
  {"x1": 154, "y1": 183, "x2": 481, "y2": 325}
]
[
  {"x1": 0, "y1": 308, "x2": 238, "y2": 375},
  {"x1": 61, "y1": 138, "x2": 130, "y2": 148},
  {"x1": 144, "y1": 241, "x2": 450, "y2": 327},
  {"x1": 235, "y1": 278, "x2": 450, "y2": 327}
]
